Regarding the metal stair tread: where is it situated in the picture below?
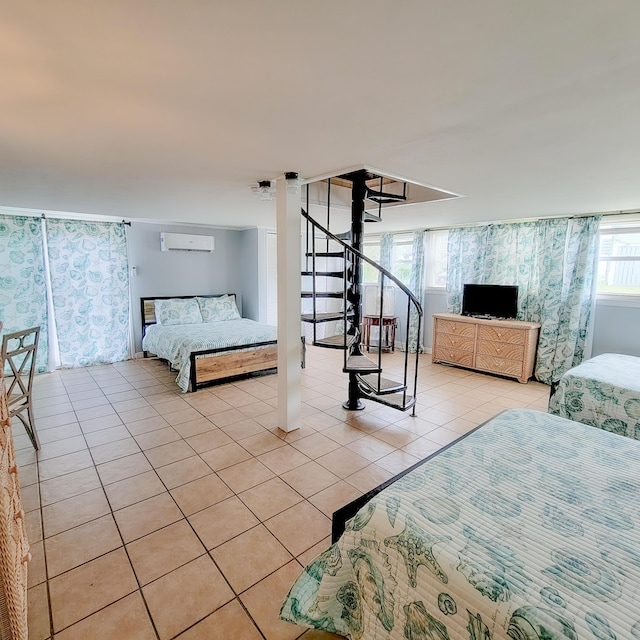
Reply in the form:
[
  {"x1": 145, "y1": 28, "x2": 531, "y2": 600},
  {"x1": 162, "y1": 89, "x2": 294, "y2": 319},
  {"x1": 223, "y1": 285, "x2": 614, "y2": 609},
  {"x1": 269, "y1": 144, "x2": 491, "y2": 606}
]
[
  {"x1": 305, "y1": 251, "x2": 344, "y2": 258},
  {"x1": 344, "y1": 354, "x2": 381, "y2": 373},
  {"x1": 301, "y1": 291, "x2": 343, "y2": 298},
  {"x1": 358, "y1": 389, "x2": 415, "y2": 410},
  {"x1": 301, "y1": 312, "x2": 352, "y2": 323},
  {"x1": 313, "y1": 335, "x2": 357, "y2": 349},
  {"x1": 301, "y1": 271, "x2": 344, "y2": 278},
  {"x1": 356, "y1": 374, "x2": 406, "y2": 395}
]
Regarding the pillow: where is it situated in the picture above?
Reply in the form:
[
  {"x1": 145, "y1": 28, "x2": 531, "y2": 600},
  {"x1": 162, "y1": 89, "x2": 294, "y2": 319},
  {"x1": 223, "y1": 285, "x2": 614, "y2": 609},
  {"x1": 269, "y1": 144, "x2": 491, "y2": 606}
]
[
  {"x1": 154, "y1": 298, "x2": 203, "y2": 325},
  {"x1": 197, "y1": 295, "x2": 241, "y2": 322}
]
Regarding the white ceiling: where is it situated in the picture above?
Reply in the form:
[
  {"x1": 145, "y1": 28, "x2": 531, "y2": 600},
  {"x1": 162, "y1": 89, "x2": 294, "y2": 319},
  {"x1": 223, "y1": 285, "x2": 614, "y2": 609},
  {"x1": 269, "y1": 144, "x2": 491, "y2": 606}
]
[{"x1": 2, "y1": 0, "x2": 640, "y2": 232}]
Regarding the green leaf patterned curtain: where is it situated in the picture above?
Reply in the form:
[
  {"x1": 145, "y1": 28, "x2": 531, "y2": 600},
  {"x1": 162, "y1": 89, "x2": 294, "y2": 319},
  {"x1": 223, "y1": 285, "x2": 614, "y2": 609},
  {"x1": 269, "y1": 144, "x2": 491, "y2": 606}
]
[
  {"x1": 407, "y1": 230, "x2": 426, "y2": 353},
  {"x1": 46, "y1": 219, "x2": 130, "y2": 368},
  {"x1": 379, "y1": 233, "x2": 394, "y2": 275},
  {"x1": 446, "y1": 216, "x2": 600, "y2": 384},
  {"x1": 0, "y1": 215, "x2": 49, "y2": 372}
]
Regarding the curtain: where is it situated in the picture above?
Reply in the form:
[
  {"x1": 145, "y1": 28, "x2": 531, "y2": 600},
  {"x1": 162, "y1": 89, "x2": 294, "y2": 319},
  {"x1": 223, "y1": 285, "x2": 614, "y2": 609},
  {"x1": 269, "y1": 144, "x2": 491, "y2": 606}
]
[
  {"x1": 46, "y1": 219, "x2": 130, "y2": 368},
  {"x1": 379, "y1": 233, "x2": 394, "y2": 275},
  {"x1": 0, "y1": 215, "x2": 49, "y2": 373},
  {"x1": 446, "y1": 217, "x2": 600, "y2": 383},
  {"x1": 407, "y1": 230, "x2": 426, "y2": 353},
  {"x1": 534, "y1": 217, "x2": 601, "y2": 382}
]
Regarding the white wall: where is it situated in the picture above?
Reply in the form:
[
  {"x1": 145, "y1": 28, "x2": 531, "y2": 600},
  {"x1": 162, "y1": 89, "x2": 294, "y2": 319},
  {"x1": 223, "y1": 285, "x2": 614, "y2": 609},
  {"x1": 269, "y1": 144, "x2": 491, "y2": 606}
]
[
  {"x1": 591, "y1": 300, "x2": 640, "y2": 357},
  {"x1": 128, "y1": 222, "x2": 253, "y2": 351}
]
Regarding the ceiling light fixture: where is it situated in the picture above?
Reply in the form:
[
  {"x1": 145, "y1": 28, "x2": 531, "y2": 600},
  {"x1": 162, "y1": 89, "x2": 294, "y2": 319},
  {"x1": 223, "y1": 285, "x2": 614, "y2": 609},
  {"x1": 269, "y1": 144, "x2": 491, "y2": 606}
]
[
  {"x1": 257, "y1": 180, "x2": 272, "y2": 201},
  {"x1": 285, "y1": 172, "x2": 299, "y2": 195}
]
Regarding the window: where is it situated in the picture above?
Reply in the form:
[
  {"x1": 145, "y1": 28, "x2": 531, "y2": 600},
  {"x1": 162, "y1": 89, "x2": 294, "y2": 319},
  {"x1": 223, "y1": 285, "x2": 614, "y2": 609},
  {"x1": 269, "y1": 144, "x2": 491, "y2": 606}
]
[
  {"x1": 361, "y1": 234, "x2": 413, "y2": 286},
  {"x1": 597, "y1": 224, "x2": 640, "y2": 297},
  {"x1": 361, "y1": 242, "x2": 381, "y2": 284},
  {"x1": 425, "y1": 229, "x2": 449, "y2": 289},
  {"x1": 390, "y1": 234, "x2": 413, "y2": 286}
]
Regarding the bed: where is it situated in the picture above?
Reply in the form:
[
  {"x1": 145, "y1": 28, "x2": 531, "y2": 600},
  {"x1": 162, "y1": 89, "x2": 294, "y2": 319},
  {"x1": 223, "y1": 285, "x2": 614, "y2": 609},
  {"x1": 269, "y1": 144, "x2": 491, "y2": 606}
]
[
  {"x1": 548, "y1": 352, "x2": 640, "y2": 440},
  {"x1": 281, "y1": 408, "x2": 640, "y2": 639},
  {"x1": 141, "y1": 295, "x2": 277, "y2": 392}
]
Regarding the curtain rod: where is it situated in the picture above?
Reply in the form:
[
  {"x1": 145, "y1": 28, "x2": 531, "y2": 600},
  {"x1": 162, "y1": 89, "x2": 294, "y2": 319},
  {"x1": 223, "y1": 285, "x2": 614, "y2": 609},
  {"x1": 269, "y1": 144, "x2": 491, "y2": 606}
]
[
  {"x1": 363, "y1": 209, "x2": 640, "y2": 237},
  {"x1": 36, "y1": 213, "x2": 131, "y2": 226}
]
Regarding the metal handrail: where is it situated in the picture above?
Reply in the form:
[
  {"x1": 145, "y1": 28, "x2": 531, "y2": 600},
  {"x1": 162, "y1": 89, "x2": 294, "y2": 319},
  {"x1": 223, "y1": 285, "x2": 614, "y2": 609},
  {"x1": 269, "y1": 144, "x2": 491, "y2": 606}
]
[{"x1": 302, "y1": 207, "x2": 422, "y2": 413}]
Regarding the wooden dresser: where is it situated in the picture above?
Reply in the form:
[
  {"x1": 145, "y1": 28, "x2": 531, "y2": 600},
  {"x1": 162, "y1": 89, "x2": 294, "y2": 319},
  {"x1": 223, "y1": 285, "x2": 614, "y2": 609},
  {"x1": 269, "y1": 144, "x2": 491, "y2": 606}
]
[{"x1": 432, "y1": 313, "x2": 541, "y2": 383}]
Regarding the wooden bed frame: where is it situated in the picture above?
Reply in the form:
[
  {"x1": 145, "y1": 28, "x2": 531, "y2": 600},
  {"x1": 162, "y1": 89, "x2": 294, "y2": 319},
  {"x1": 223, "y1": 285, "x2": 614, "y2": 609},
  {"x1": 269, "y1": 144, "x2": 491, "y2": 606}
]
[{"x1": 141, "y1": 294, "x2": 278, "y2": 392}]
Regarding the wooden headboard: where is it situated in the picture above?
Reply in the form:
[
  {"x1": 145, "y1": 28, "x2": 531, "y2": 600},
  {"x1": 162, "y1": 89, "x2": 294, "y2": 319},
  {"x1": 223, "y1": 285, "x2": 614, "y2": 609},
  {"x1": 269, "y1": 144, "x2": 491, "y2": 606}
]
[{"x1": 140, "y1": 294, "x2": 237, "y2": 337}]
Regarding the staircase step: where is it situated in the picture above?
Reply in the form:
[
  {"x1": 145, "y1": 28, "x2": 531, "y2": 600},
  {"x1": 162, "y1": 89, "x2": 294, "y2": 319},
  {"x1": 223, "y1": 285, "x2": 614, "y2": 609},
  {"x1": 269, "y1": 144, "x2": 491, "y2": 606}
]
[
  {"x1": 301, "y1": 271, "x2": 343, "y2": 278},
  {"x1": 357, "y1": 374, "x2": 407, "y2": 395},
  {"x1": 364, "y1": 211, "x2": 382, "y2": 222},
  {"x1": 305, "y1": 251, "x2": 344, "y2": 258},
  {"x1": 344, "y1": 355, "x2": 381, "y2": 374},
  {"x1": 358, "y1": 388, "x2": 416, "y2": 411},
  {"x1": 301, "y1": 291, "x2": 343, "y2": 299},
  {"x1": 366, "y1": 188, "x2": 407, "y2": 204},
  {"x1": 301, "y1": 312, "x2": 350, "y2": 323},
  {"x1": 314, "y1": 335, "x2": 357, "y2": 349}
]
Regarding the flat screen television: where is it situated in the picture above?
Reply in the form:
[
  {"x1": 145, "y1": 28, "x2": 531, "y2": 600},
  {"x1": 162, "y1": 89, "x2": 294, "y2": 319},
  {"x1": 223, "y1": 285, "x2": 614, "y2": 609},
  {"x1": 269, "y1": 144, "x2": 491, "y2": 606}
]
[{"x1": 461, "y1": 284, "x2": 518, "y2": 319}]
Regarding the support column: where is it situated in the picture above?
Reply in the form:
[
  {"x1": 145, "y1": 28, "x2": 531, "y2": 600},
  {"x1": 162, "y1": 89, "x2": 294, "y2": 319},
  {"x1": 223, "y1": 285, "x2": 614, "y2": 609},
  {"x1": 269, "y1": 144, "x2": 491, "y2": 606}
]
[
  {"x1": 276, "y1": 173, "x2": 301, "y2": 432},
  {"x1": 343, "y1": 170, "x2": 367, "y2": 411}
]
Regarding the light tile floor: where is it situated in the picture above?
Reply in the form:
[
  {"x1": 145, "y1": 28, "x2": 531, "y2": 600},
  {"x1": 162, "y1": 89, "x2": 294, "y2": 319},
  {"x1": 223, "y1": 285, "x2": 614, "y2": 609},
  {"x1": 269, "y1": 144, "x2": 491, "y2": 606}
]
[{"x1": 16, "y1": 346, "x2": 550, "y2": 639}]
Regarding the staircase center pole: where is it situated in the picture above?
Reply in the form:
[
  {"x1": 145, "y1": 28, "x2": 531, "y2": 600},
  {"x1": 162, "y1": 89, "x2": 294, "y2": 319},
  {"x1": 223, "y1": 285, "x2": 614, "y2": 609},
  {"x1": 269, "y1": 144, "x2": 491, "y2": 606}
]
[{"x1": 343, "y1": 170, "x2": 367, "y2": 411}]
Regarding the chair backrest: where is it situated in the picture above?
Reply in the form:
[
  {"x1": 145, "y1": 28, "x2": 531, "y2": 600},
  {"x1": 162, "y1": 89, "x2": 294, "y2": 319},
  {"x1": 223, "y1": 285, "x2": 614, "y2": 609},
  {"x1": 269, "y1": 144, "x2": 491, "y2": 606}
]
[{"x1": 1, "y1": 327, "x2": 40, "y2": 416}]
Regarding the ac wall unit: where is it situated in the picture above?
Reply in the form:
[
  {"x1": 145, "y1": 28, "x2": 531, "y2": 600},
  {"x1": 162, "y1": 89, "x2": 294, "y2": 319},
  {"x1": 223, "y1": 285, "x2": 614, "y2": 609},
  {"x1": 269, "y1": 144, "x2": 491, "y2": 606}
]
[{"x1": 160, "y1": 232, "x2": 215, "y2": 252}]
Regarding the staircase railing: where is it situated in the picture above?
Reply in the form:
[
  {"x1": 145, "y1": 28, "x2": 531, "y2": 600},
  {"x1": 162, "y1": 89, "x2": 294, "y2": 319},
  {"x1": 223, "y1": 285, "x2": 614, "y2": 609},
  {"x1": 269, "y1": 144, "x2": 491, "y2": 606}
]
[{"x1": 302, "y1": 207, "x2": 423, "y2": 414}]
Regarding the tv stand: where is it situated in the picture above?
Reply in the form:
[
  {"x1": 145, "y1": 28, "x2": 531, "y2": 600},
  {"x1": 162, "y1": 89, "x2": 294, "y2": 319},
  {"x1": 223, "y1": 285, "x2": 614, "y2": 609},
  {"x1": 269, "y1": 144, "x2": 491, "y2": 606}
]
[{"x1": 432, "y1": 313, "x2": 540, "y2": 383}]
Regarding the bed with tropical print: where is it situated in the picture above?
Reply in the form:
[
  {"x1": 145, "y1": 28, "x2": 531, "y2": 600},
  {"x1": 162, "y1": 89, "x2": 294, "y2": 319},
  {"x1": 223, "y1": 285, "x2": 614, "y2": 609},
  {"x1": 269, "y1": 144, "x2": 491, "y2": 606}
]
[
  {"x1": 141, "y1": 295, "x2": 277, "y2": 392},
  {"x1": 548, "y1": 352, "x2": 640, "y2": 440},
  {"x1": 280, "y1": 408, "x2": 640, "y2": 640}
]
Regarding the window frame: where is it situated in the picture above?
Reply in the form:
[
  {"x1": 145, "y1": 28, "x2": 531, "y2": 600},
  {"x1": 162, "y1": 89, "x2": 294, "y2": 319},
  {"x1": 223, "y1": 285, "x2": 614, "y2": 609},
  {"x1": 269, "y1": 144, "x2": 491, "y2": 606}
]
[
  {"x1": 596, "y1": 223, "x2": 640, "y2": 304},
  {"x1": 424, "y1": 229, "x2": 449, "y2": 292}
]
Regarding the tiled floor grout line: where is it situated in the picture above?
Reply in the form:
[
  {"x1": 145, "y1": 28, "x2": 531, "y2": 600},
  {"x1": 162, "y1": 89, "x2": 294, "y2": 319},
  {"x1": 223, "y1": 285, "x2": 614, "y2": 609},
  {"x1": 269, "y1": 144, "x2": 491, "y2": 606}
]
[
  {"x1": 59, "y1": 377, "x2": 164, "y2": 640},
  {"x1": 37, "y1": 366, "x2": 310, "y2": 638},
  {"x1": 23, "y1": 352, "x2": 551, "y2": 639}
]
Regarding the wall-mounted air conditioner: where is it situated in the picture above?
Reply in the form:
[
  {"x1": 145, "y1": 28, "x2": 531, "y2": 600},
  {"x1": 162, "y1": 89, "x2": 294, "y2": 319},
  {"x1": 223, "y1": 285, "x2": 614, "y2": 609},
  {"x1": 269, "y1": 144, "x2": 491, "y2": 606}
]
[{"x1": 160, "y1": 232, "x2": 215, "y2": 252}]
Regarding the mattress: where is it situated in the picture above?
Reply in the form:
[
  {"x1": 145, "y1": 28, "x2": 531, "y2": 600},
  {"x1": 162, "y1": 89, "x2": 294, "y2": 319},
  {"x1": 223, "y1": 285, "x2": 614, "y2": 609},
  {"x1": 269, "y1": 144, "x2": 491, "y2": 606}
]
[
  {"x1": 281, "y1": 408, "x2": 640, "y2": 639},
  {"x1": 142, "y1": 319, "x2": 277, "y2": 392},
  {"x1": 548, "y1": 352, "x2": 640, "y2": 440}
]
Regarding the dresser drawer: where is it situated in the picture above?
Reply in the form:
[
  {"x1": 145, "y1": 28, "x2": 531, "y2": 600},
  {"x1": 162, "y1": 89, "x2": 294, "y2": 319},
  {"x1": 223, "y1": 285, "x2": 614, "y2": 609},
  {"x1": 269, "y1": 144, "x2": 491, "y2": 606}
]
[
  {"x1": 435, "y1": 319, "x2": 476, "y2": 339},
  {"x1": 433, "y1": 333, "x2": 475, "y2": 352},
  {"x1": 476, "y1": 340, "x2": 524, "y2": 361},
  {"x1": 477, "y1": 325, "x2": 526, "y2": 345},
  {"x1": 433, "y1": 346, "x2": 474, "y2": 368},
  {"x1": 475, "y1": 354, "x2": 524, "y2": 378}
]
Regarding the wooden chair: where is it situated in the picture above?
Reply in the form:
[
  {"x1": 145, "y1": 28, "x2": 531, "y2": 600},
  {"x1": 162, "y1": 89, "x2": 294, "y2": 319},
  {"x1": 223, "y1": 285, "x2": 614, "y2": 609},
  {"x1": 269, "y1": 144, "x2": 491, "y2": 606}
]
[{"x1": 1, "y1": 327, "x2": 40, "y2": 450}]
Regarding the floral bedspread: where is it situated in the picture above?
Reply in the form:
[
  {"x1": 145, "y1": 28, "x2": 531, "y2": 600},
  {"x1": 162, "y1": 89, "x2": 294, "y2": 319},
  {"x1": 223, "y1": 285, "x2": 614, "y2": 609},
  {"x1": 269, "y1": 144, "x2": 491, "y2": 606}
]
[
  {"x1": 141, "y1": 319, "x2": 276, "y2": 391},
  {"x1": 548, "y1": 353, "x2": 640, "y2": 440},
  {"x1": 280, "y1": 408, "x2": 640, "y2": 639}
]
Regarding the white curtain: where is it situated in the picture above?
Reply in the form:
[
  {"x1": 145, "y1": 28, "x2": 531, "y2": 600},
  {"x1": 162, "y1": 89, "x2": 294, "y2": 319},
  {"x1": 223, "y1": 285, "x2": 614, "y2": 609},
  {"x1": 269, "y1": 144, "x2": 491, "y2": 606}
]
[
  {"x1": 446, "y1": 216, "x2": 601, "y2": 383},
  {"x1": 0, "y1": 215, "x2": 49, "y2": 372},
  {"x1": 46, "y1": 219, "x2": 131, "y2": 368}
]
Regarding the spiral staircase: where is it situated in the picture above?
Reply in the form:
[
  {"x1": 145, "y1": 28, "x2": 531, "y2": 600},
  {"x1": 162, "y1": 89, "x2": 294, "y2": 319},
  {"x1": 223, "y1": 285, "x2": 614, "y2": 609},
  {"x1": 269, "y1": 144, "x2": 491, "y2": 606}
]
[{"x1": 301, "y1": 169, "x2": 422, "y2": 415}]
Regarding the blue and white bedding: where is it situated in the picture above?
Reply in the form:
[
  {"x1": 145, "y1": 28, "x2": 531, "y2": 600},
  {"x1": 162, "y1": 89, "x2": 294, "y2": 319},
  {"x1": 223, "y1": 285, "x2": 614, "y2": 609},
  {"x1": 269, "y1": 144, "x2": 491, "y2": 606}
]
[
  {"x1": 548, "y1": 353, "x2": 640, "y2": 440},
  {"x1": 142, "y1": 319, "x2": 277, "y2": 392},
  {"x1": 281, "y1": 408, "x2": 640, "y2": 639}
]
